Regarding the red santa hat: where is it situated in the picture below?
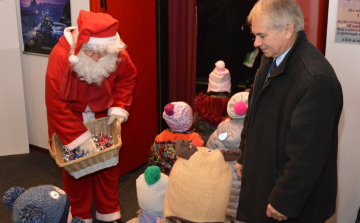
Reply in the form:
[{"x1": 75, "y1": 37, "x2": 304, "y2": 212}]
[{"x1": 69, "y1": 10, "x2": 119, "y2": 64}]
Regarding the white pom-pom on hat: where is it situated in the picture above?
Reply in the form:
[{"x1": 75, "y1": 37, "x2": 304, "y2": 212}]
[
  {"x1": 69, "y1": 55, "x2": 79, "y2": 64},
  {"x1": 215, "y1": 60, "x2": 225, "y2": 70}
]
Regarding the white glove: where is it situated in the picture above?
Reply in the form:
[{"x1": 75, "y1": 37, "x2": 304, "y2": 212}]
[
  {"x1": 79, "y1": 138, "x2": 97, "y2": 155},
  {"x1": 107, "y1": 115, "x2": 125, "y2": 125}
]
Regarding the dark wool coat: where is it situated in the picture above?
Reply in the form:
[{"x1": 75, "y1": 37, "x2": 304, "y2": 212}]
[{"x1": 236, "y1": 31, "x2": 343, "y2": 223}]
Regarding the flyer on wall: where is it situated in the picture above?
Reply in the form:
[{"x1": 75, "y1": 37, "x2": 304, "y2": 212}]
[
  {"x1": 19, "y1": 0, "x2": 71, "y2": 56},
  {"x1": 335, "y1": 0, "x2": 360, "y2": 44}
]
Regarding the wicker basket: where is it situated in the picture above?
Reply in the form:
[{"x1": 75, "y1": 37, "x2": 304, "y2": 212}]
[{"x1": 48, "y1": 117, "x2": 122, "y2": 179}]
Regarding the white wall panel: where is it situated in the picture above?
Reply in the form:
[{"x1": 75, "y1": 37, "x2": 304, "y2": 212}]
[
  {"x1": 14, "y1": 0, "x2": 89, "y2": 149},
  {"x1": 326, "y1": 0, "x2": 360, "y2": 222},
  {"x1": 0, "y1": 0, "x2": 20, "y2": 49},
  {"x1": 0, "y1": 48, "x2": 29, "y2": 156}
]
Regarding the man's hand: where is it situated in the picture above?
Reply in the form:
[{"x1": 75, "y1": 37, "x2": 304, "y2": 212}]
[
  {"x1": 235, "y1": 162, "x2": 243, "y2": 179},
  {"x1": 221, "y1": 149, "x2": 242, "y2": 161},
  {"x1": 79, "y1": 138, "x2": 97, "y2": 155},
  {"x1": 266, "y1": 204, "x2": 288, "y2": 222},
  {"x1": 107, "y1": 115, "x2": 125, "y2": 125}
]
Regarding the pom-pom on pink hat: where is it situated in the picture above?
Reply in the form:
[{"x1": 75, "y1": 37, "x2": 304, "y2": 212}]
[
  {"x1": 68, "y1": 10, "x2": 119, "y2": 64},
  {"x1": 163, "y1": 102, "x2": 193, "y2": 132},
  {"x1": 207, "y1": 60, "x2": 231, "y2": 94},
  {"x1": 227, "y1": 91, "x2": 249, "y2": 119}
]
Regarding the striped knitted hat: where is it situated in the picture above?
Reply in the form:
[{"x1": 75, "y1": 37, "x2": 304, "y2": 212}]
[{"x1": 207, "y1": 60, "x2": 231, "y2": 94}]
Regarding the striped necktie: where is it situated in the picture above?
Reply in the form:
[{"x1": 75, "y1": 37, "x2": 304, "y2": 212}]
[{"x1": 264, "y1": 59, "x2": 277, "y2": 84}]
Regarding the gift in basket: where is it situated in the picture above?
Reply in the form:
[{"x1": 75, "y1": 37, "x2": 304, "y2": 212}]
[{"x1": 48, "y1": 117, "x2": 122, "y2": 179}]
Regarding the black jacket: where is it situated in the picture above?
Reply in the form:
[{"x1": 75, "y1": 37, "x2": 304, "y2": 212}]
[{"x1": 237, "y1": 31, "x2": 343, "y2": 223}]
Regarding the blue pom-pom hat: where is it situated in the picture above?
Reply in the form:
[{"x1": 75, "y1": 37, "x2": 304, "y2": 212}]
[{"x1": 3, "y1": 185, "x2": 70, "y2": 223}]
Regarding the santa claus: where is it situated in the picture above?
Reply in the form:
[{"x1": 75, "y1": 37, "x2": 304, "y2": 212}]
[{"x1": 45, "y1": 10, "x2": 137, "y2": 223}]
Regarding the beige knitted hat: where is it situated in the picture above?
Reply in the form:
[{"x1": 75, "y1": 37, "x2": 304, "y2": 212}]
[
  {"x1": 164, "y1": 147, "x2": 232, "y2": 222},
  {"x1": 227, "y1": 91, "x2": 249, "y2": 119}
]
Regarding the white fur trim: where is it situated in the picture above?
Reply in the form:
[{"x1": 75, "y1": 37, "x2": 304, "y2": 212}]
[
  {"x1": 64, "y1": 26, "x2": 78, "y2": 46},
  {"x1": 87, "y1": 33, "x2": 119, "y2": 45},
  {"x1": 85, "y1": 105, "x2": 92, "y2": 112},
  {"x1": 108, "y1": 107, "x2": 129, "y2": 122},
  {"x1": 65, "y1": 130, "x2": 92, "y2": 150},
  {"x1": 82, "y1": 111, "x2": 95, "y2": 122},
  {"x1": 96, "y1": 210, "x2": 121, "y2": 222},
  {"x1": 70, "y1": 156, "x2": 119, "y2": 179},
  {"x1": 69, "y1": 55, "x2": 79, "y2": 64},
  {"x1": 83, "y1": 219, "x2": 93, "y2": 223}
]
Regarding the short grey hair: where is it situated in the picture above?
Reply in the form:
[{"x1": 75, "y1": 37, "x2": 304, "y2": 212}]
[{"x1": 248, "y1": 0, "x2": 304, "y2": 33}]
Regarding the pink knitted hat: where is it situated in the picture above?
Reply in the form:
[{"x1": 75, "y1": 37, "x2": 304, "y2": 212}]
[
  {"x1": 162, "y1": 102, "x2": 193, "y2": 132},
  {"x1": 207, "y1": 60, "x2": 231, "y2": 94}
]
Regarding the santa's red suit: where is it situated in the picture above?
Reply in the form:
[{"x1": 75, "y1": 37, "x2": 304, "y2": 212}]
[{"x1": 45, "y1": 10, "x2": 136, "y2": 223}]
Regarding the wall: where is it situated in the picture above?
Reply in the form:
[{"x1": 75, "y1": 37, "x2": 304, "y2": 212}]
[
  {"x1": 14, "y1": 0, "x2": 89, "y2": 150},
  {"x1": 296, "y1": 0, "x2": 329, "y2": 54},
  {"x1": 326, "y1": 0, "x2": 360, "y2": 222},
  {"x1": 0, "y1": 0, "x2": 29, "y2": 156}
]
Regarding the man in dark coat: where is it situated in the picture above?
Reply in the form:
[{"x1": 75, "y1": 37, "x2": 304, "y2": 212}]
[{"x1": 235, "y1": 0, "x2": 343, "y2": 222}]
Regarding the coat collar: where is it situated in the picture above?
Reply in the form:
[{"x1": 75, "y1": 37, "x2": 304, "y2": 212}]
[{"x1": 261, "y1": 31, "x2": 309, "y2": 84}]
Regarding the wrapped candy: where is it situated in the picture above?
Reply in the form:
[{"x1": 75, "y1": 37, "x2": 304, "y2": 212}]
[{"x1": 62, "y1": 133, "x2": 114, "y2": 162}]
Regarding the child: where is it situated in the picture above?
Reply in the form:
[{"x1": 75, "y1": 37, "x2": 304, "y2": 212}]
[
  {"x1": 127, "y1": 165, "x2": 169, "y2": 223},
  {"x1": 149, "y1": 102, "x2": 204, "y2": 175},
  {"x1": 193, "y1": 60, "x2": 231, "y2": 145},
  {"x1": 3, "y1": 185, "x2": 85, "y2": 223},
  {"x1": 206, "y1": 91, "x2": 249, "y2": 222},
  {"x1": 162, "y1": 139, "x2": 242, "y2": 223}
]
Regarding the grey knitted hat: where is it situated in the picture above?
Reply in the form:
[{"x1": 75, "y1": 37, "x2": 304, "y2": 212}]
[{"x1": 227, "y1": 92, "x2": 249, "y2": 119}]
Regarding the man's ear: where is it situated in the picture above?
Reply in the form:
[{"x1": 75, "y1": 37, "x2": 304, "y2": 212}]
[{"x1": 285, "y1": 23, "x2": 295, "y2": 40}]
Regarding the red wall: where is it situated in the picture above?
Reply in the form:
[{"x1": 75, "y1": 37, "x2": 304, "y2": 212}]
[
  {"x1": 296, "y1": 0, "x2": 329, "y2": 54},
  {"x1": 90, "y1": 0, "x2": 157, "y2": 176}
]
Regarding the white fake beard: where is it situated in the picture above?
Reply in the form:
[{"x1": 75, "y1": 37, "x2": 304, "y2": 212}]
[{"x1": 73, "y1": 51, "x2": 119, "y2": 86}]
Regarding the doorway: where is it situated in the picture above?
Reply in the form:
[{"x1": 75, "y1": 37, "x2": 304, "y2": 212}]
[{"x1": 195, "y1": 0, "x2": 261, "y2": 96}]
